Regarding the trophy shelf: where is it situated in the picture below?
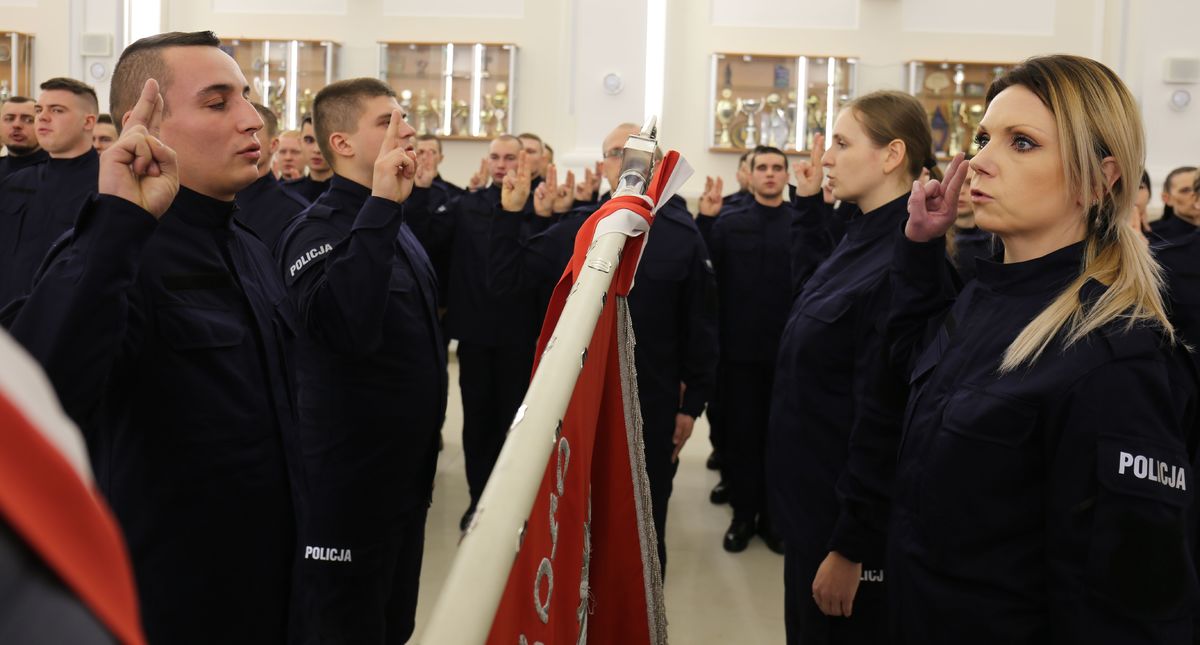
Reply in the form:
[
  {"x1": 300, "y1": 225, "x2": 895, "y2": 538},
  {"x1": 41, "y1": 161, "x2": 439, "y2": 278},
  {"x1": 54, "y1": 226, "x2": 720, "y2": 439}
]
[
  {"x1": 379, "y1": 41, "x2": 516, "y2": 140},
  {"x1": 221, "y1": 38, "x2": 339, "y2": 131},
  {"x1": 709, "y1": 52, "x2": 858, "y2": 155},
  {"x1": 906, "y1": 60, "x2": 1013, "y2": 161},
  {"x1": 0, "y1": 32, "x2": 34, "y2": 100}
]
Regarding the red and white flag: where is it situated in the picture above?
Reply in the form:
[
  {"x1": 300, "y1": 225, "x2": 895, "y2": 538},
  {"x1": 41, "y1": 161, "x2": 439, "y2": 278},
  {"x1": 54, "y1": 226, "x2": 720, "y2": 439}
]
[{"x1": 487, "y1": 151, "x2": 691, "y2": 645}]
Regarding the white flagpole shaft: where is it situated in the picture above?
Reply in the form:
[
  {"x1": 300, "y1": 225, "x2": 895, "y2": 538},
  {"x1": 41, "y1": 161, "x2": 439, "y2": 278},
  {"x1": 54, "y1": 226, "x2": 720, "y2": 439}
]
[{"x1": 419, "y1": 230, "x2": 631, "y2": 645}]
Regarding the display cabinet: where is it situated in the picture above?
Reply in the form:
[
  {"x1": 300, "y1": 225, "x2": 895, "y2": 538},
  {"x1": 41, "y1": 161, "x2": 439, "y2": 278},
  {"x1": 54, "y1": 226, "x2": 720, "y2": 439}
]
[
  {"x1": 379, "y1": 42, "x2": 516, "y2": 139},
  {"x1": 708, "y1": 53, "x2": 857, "y2": 153},
  {"x1": 906, "y1": 60, "x2": 1012, "y2": 160},
  {"x1": 221, "y1": 38, "x2": 339, "y2": 130},
  {"x1": 0, "y1": 32, "x2": 34, "y2": 101}
]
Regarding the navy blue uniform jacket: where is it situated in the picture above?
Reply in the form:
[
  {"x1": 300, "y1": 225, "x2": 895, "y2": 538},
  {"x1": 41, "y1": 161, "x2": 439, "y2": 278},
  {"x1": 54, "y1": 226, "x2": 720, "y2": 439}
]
[
  {"x1": 277, "y1": 175, "x2": 447, "y2": 514},
  {"x1": 284, "y1": 174, "x2": 331, "y2": 203},
  {"x1": 235, "y1": 171, "x2": 310, "y2": 251},
  {"x1": 701, "y1": 196, "x2": 836, "y2": 365},
  {"x1": 0, "y1": 148, "x2": 98, "y2": 307},
  {"x1": 488, "y1": 193, "x2": 718, "y2": 420},
  {"x1": 406, "y1": 183, "x2": 544, "y2": 348},
  {"x1": 7, "y1": 188, "x2": 301, "y2": 644},
  {"x1": 766, "y1": 193, "x2": 910, "y2": 562},
  {"x1": 0, "y1": 147, "x2": 49, "y2": 182},
  {"x1": 888, "y1": 237, "x2": 1198, "y2": 644}
]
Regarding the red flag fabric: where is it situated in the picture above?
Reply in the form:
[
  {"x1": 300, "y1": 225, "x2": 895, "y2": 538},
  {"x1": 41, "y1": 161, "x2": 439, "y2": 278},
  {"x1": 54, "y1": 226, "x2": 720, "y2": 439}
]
[
  {"x1": 487, "y1": 151, "x2": 683, "y2": 645},
  {"x1": 0, "y1": 334, "x2": 146, "y2": 645}
]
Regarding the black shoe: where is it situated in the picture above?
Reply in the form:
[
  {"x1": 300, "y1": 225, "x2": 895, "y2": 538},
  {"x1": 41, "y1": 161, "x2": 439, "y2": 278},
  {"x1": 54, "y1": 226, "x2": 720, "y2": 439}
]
[
  {"x1": 709, "y1": 480, "x2": 730, "y2": 505},
  {"x1": 723, "y1": 518, "x2": 755, "y2": 553},
  {"x1": 706, "y1": 451, "x2": 721, "y2": 471},
  {"x1": 757, "y1": 518, "x2": 785, "y2": 555},
  {"x1": 459, "y1": 501, "x2": 477, "y2": 532}
]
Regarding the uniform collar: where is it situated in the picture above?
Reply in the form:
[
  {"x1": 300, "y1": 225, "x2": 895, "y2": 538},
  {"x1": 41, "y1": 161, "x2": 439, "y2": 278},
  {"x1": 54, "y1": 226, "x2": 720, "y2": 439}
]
[
  {"x1": 329, "y1": 173, "x2": 372, "y2": 202},
  {"x1": 47, "y1": 147, "x2": 98, "y2": 169},
  {"x1": 237, "y1": 172, "x2": 278, "y2": 202},
  {"x1": 169, "y1": 186, "x2": 238, "y2": 229},
  {"x1": 976, "y1": 239, "x2": 1085, "y2": 296},
  {"x1": 845, "y1": 192, "x2": 909, "y2": 242}
]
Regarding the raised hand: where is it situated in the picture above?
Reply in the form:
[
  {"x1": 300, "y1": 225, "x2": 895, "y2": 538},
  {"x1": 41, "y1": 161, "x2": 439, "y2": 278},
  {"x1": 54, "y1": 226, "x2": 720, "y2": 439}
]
[
  {"x1": 574, "y1": 161, "x2": 602, "y2": 201},
  {"x1": 534, "y1": 163, "x2": 557, "y2": 217},
  {"x1": 792, "y1": 133, "x2": 825, "y2": 197},
  {"x1": 468, "y1": 157, "x2": 489, "y2": 191},
  {"x1": 905, "y1": 152, "x2": 968, "y2": 243},
  {"x1": 100, "y1": 78, "x2": 178, "y2": 218},
  {"x1": 501, "y1": 150, "x2": 533, "y2": 212},
  {"x1": 414, "y1": 152, "x2": 437, "y2": 189},
  {"x1": 370, "y1": 109, "x2": 418, "y2": 203},
  {"x1": 553, "y1": 169, "x2": 575, "y2": 214},
  {"x1": 698, "y1": 176, "x2": 724, "y2": 217}
]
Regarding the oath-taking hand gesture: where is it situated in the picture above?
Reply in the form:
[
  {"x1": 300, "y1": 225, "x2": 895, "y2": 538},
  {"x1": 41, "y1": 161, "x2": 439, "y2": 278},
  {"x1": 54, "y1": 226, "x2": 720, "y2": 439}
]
[
  {"x1": 501, "y1": 150, "x2": 533, "y2": 213},
  {"x1": 414, "y1": 152, "x2": 437, "y2": 189},
  {"x1": 100, "y1": 79, "x2": 178, "y2": 219},
  {"x1": 371, "y1": 109, "x2": 418, "y2": 204},
  {"x1": 792, "y1": 133, "x2": 825, "y2": 198},
  {"x1": 698, "y1": 176, "x2": 724, "y2": 217},
  {"x1": 468, "y1": 157, "x2": 489, "y2": 191},
  {"x1": 574, "y1": 161, "x2": 603, "y2": 202},
  {"x1": 905, "y1": 153, "x2": 969, "y2": 243},
  {"x1": 534, "y1": 163, "x2": 572, "y2": 217}
]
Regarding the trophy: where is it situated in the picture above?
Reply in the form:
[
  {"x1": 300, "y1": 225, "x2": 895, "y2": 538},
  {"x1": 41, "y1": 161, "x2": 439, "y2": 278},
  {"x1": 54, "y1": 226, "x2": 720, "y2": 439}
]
[
  {"x1": 947, "y1": 99, "x2": 965, "y2": 157},
  {"x1": 0, "y1": 80, "x2": 9, "y2": 103},
  {"x1": 415, "y1": 89, "x2": 431, "y2": 136},
  {"x1": 786, "y1": 90, "x2": 798, "y2": 148},
  {"x1": 966, "y1": 104, "x2": 985, "y2": 155},
  {"x1": 489, "y1": 82, "x2": 509, "y2": 135},
  {"x1": 715, "y1": 88, "x2": 736, "y2": 147},
  {"x1": 299, "y1": 88, "x2": 314, "y2": 124},
  {"x1": 738, "y1": 97, "x2": 764, "y2": 148},
  {"x1": 764, "y1": 92, "x2": 789, "y2": 148},
  {"x1": 804, "y1": 94, "x2": 824, "y2": 150},
  {"x1": 429, "y1": 98, "x2": 443, "y2": 135},
  {"x1": 452, "y1": 100, "x2": 469, "y2": 135}
]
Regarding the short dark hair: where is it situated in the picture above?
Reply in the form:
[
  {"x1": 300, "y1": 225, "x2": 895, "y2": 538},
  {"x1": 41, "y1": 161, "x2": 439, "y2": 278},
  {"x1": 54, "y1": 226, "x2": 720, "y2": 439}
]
[
  {"x1": 312, "y1": 77, "x2": 396, "y2": 164},
  {"x1": 2, "y1": 95, "x2": 34, "y2": 105},
  {"x1": 749, "y1": 145, "x2": 789, "y2": 170},
  {"x1": 39, "y1": 77, "x2": 99, "y2": 115},
  {"x1": 738, "y1": 150, "x2": 753, "y2": 165},
  {"x1": 516, "y1": 132, "x2": 544, "y2": 151},
  {"x1": 110, "y1": 31, "x2": 221, "y2": 131},
  {"x1": 301, "y1": 115, "x2": 313, "y2": 128},
  {"x1": 252, "y1": 103, "x2": 279, "y2": 141},
  {"x1": 1139, "y1": 169, "x2": 1151, "y2": 192},
  {"x1": 96, "y1": 113, "x2": 114, "y2": 125},
  {"x1": 415, "y1": 133, "x2": 442, "y2": 153},
  {"x1": 1164, "y1": 166, "x2": 1197, "y2": 194}
]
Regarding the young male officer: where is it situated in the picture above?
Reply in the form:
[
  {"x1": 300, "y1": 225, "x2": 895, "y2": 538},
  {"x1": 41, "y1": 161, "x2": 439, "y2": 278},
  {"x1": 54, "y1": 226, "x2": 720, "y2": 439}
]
[
  {"x1": 277, "y1": 78, "x2": 445, "y2": 645},
  {"x1": 0, "y1": 78, "x2": 99, "y2": 307},
  {"x1": 7, "y1": 32, "x2": 301, "y2": 644}
]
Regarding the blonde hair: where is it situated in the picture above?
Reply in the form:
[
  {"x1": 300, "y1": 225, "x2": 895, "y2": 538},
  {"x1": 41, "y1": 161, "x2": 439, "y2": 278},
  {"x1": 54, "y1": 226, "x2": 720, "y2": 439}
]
[{"x1": 991, "y1": 55, "x2": 1173, "y2": 372}]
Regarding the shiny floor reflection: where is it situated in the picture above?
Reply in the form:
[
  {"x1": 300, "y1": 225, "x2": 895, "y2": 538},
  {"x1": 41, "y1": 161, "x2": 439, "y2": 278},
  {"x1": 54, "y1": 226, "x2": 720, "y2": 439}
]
[{"x1": 411, "y1": 350, "x2": 786, "y2": 643}]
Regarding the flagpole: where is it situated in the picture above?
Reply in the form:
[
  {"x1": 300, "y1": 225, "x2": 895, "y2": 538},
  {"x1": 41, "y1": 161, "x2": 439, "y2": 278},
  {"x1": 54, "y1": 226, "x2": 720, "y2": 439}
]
[{"x1": 419, "y1": 118, "x2": 660, "y2": 645}]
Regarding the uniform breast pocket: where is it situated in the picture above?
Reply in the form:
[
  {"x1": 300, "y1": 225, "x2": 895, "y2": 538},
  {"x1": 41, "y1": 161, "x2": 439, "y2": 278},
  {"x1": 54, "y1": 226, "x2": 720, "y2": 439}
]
[
  {"x1": 638, "y1": 259, "x2": 687, "y2": 284},
  {"x1": 799, "y1": 291, "x2": 854, "y2": 324},
  {"x1": 919, "y1": 387, "x2": 1041, "y2": 559},
  {"x1": 157, "y1": 305, "x2": 246, "y2": 351}
]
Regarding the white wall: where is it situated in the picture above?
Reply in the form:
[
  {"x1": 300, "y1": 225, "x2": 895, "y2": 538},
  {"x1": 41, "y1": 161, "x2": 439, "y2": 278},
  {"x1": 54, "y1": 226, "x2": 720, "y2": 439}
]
[{"x1": 12, "y1": 0, "x2": 1197, "y2": 203}]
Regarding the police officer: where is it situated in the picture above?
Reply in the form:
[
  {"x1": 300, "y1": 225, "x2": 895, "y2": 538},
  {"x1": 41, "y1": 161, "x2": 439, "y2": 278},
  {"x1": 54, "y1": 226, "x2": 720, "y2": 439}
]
[
  {"x1": 93, "y1": 113, "x2": 119, "y2": 152},
  {"x1": 235, "y1": 103, "x2": 310, "y2": 250},
  {"x1": 1150, "y1": 166, "x2": 1198, "y2": 241},
  {"x1": 0, "y1": 78, "x2": 99, "y2": 308},
  {"x1": 767, "y1": 91, "x2": 938, "y2": 644},
  {"x1": 488, "y1": 122, "x2": 718, "y2": 575},
  {"x1": 697, "y1": 145, "x2": 837, "y2": 554},
  {"x1": 285, "y1": 115, "x2": 334, "y2": 203},
  {"x1": 8, "y1": 31, "x2": 301, "y2": 645},
  {"x1": 277, "y1": 78, "x2": 445, "y2": 645},
  {"x1": 414, "y1": 133, "x2": 462, "y2": 202},
  {"x1": 405, "y1": 134, "x2": 549, "y2": 531},
  {"x1": 892, "y1": 56, "x2": 1197, "y2": 643},
  {"x1": 0, "y1": 96, "x2": 48, "y2": 181}
]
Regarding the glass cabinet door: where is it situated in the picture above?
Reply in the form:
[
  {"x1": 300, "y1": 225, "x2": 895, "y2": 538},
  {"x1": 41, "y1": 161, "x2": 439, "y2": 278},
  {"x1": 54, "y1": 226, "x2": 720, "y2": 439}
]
[
  {"x1": 907, "y1": 60, "x2": 1010, "y2": 159},
  {"x1": 380, "y1": 42, "x2": 516, "y2": 140},
  {"x1": 0, "y1": 32, "x2": 34, "y2": 100},
  {"x1": 220, "y1": 38, "x2": 340, "y2": 130},
  {"x1": 709, "y1": 53, "x2": 857, "y2": 154}
]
